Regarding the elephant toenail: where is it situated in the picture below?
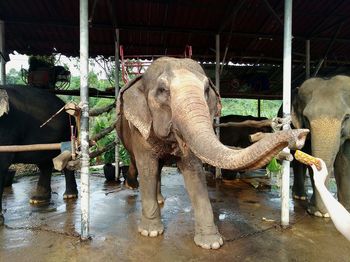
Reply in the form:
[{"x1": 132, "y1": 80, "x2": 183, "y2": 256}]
[
  {"x1": 212, "y1": 242, "x2": 220, "y2": 249},
  {"x1": 141, "y1": 230, "x2": 149, "y2": 236},
  {"x1": 149, "y1": 231, "x2": 158, "y2": 237}
]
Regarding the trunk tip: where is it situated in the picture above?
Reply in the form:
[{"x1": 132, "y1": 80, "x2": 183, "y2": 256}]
[{"x1": 289, "y1": 128, "x2": 309, "y2": 150}]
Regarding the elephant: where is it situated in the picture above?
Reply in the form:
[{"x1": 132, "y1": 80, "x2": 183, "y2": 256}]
[
  {"x1": 219, "y1": 115, "x2": 271, "y2": 148},
  {"x1": 116, "y1": 57, "x2": 308, "y2": 249},
  {"x1": 291, "y1": 75, "x2": 350, "y2": 217},
  {"x1": 0, "y1": 85, "x2": 78, "y2": 226},
  {"x1": 208, "y1": 114, "x2": 271, "y2": 179}
]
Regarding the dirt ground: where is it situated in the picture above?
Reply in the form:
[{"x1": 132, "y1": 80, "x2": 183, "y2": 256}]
[{"x1": 1, "y1": 168, "x2": 349, "y2": 262}]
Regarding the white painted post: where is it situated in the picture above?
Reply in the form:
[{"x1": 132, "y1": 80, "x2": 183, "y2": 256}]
[
  {"x1": 281, "y1": 0, "x2": 293, "y2": 227},
  {"x1": 79, "y1": 0, "x2": 90, "y2": 240},
  {"x1": 0, "y1": 20, "x2": 5, "y2": 85},
  {"x1": 215, "y1": 34, "x2": 222, "y2": 179},
  {"x1": 115, "y1": 28, "x2": 120, "y2": 179},
  {"x1": 305, "y1": 40, "x2": 310, "y2": 80}
]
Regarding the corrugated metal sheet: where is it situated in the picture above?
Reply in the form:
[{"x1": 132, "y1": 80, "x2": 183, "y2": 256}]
[
  {"x1": 1, "y1": 0, "x2": 350, "y2": 68},
  {"x1": 0, "y1": 0, "x2": 350, "y2": 96}
]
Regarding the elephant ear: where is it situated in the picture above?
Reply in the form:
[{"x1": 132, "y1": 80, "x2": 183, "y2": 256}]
[
  {"x1": 291, "y1": 87, "x2": 303, "y2": 129},
  {"x1": 118, "y1": 75, "x2": 152, "y2": 140},
  {"x1": 208, "y1": 79, "x2": 222, "y2": 117}
]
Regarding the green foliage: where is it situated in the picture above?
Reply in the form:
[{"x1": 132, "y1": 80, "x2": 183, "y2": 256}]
[
  {"x1": 266, "y1": 157, "x2": 282, "y2": 173},
  {"x1": 221, "y1": 98, "x2": 282, "y2": 118},
  {"x1": 6, "y1": 68, "x2": 25, "y2": 85}
]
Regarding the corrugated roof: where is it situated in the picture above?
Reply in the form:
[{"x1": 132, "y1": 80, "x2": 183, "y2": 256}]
[
  {"x1": 1, "y1": 0, "x2": 350, "y2": 64},
  {"x1": 1, "y1": 0, "x2": 350, "y2": 95}
]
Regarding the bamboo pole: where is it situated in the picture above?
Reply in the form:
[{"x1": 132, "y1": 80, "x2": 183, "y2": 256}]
[{"x1": 0, "y1": 143, "x2": 61, "y2": 152}]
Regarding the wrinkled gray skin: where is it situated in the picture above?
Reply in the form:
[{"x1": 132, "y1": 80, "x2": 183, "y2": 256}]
[
  {"x1": 117, "y1": 57, "x2": 308, "y2": 249},
  {"x1": 292, "y1": 76, "x2": 350, "y2": 217}
]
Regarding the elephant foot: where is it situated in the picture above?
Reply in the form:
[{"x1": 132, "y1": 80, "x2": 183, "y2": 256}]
[
  {"x1": 0, "y1": 213, "x2": 4, "y2": 226},
  {"x1": 194, "y1": 231, "x2": 224, "y2": 250},
  {"x1": 157, "y1": 193, "x2": 165, "y2": 205},
  {"x1": 125, "y1": 177, "x2": 139, "y2": 189},
  {"x1": 30, "y1": 187, "x2": 51, "y2": 204},
  {"x1": 307, "y1": 206, "x2": 330, "y2": 218},
  {"x1": 138, "y1": 216, "x2": 164, "y2": 237},
  {"x1": 63, "y1": 191, "x2": 78, "y2": 200},
  {"x1": 292, "y1": 193, "x2": 307, "y2": 201},
  {"x1": 29, "y1": 195, "x2": 51, "y2": 204}
]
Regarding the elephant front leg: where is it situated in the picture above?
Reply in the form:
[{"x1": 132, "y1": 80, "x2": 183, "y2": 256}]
[
  {"x1": 335, "y1": 142, "x2": 350, "y2": 210},
  {"x1": 308, "y1": 174, "x2": 330, "y2": 218},
  {"x1": 135, "y1": 152, "x2": 163, "y2": 237},
  {"x1": 63, "y1": 169, "x2": 78, "y2": 200},
  {"x1": 0, "y1": 172, "x2": 6, "y2": 225},
  {"x1": 30, "y1": 162, "x2": 52, "y2": 204},
  {"x1": 178, "y1": 155, "x2": 223, "y2": 249},
  {"x1": 292, "y1": 160, "x2": 308, "y2": 200}
]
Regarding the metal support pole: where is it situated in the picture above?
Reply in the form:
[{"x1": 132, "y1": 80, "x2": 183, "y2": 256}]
[
  {"x1": 305, "y1": 40, "x2": 310, "y2": 79},
  {"x1": 79, "y1": 0, "x2": 90, "y2": 240},
  {"x1": 215, "y1": 34, "x2": 222, "y2": 179},
  {"x1": 257, "y1": 99, "x2": 261, "y2": 117},
  {"x1": 0, "y1": 20, "x2": 5, "y2": 85},
  {"x1": 281, "y1": 0, "x2": 293, "y2": 228},
  {"x1": 115, "y1": 28, "x2": 120, "y2": 179}
]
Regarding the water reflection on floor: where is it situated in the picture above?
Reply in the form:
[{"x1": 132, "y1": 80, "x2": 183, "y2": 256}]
[{"x1": 1, "y1": 167, "x2": 349, "y2": 261}]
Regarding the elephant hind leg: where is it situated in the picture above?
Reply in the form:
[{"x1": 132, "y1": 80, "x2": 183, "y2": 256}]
[
  {"x1": 157, "y1": 160, "x2": 165, "y2": 205},
  {"x1": 30, "y1": 162, "x2": 52, "y2": 205},
  {"x1": 334, "y1": 142, "x2": 350, "y2": 210},
  {"x1": 125, "y1": 157, "x2": 139, "y2": 189}
]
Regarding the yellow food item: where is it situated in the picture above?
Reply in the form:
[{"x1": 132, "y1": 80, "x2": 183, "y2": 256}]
[{"x1": 294, "y1": 150, "x2": 322, "y2": 171}]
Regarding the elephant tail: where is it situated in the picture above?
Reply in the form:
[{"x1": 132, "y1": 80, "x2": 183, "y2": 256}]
[{"x1": 0, "y1": 89, "x2": 9, "y2": 117}]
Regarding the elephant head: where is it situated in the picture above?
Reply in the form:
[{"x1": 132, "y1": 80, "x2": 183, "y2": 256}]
[
  {"x1": 118, "y1": 57, "x2": 308, "y2": 171},
  {"x1": 292, "y1": 75, "x2": 350, "y2": 215},
  {"x1": 292, "y1": 76, "x2": 350, "y2": 169}
]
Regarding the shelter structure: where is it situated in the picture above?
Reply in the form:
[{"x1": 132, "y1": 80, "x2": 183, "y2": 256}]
[
  {"x1": 1, "y1": 0, "x2": 350, "y2": 94},
  {"x1": 1, "y1": 0, "x2": 350, "y2": 237}
]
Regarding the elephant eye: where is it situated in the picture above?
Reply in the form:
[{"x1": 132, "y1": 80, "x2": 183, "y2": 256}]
[
  {"x1": 344, "y1": 114, "x2": 350, "y2": 122},
  {"x1": 204, "y1": 86, "x2": 210, "y2": 100},
  {"x1": 157, "y1": 86, "x2": 169, "y2": 95}
]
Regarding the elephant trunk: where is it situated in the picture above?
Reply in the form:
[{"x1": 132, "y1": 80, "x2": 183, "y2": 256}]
[
  {"x1": 171, "y1": 80, "x2": 308, "y2": 171},
  {"x1": 310, "y1": 118, "x2": 341, "y2": 173}
]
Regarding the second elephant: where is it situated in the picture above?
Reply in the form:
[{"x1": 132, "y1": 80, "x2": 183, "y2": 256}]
[{"x1": 292, "y1": 75, "x2": 350, "y2": 217}]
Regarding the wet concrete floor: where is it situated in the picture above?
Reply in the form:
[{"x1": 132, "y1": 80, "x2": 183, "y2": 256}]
[{"x1": 1, "y1": 168, "x2": 349, "y2": 261}]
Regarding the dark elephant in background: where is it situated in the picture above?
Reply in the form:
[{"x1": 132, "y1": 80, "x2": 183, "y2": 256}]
[
  {"x1": 0, "y1": 86, "x2": 78, "y2": 225},
  {"x1": 117, "y1": 57, "x2": 308, "y2": 249},
  {"x1": 292, "y1": 75, "x2": 350, "y2": 217},
  {"x1": 214, "y1": 114, "x2": 271, "y2": 178}
]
